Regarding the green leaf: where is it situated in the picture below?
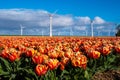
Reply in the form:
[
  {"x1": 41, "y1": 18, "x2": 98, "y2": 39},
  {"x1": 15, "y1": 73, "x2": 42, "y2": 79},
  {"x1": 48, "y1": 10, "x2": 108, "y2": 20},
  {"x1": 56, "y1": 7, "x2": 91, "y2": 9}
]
[
  {"x1": 0, "y1": 57, "x2": 11, "y2": 71},
  {"x1": 0, "y1": 71, "x2": 9, "y2": 76},
  {"x1": 62, "y1": 70, "x2": 69, "y2": 74},
  {"x1": 23, "y1": 68, "x2": 38, "y2": 80},
  {"x1": 8, "y1": 74, "x2": 16, "y2": 80},
  {"x1": 25, "y1": 77, "x2": 32, "y2": 80},
  {"x1": 25, "y1": 58, "x2": 29, "y2": 63},
  {"x1": 84, "y1": 70, "x2": 89, "y2": 80}
]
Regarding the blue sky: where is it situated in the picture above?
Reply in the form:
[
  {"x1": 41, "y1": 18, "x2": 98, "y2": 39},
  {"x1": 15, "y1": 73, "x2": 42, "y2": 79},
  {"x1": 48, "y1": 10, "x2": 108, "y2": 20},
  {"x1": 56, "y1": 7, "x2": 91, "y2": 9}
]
[
  {"x1": 0, "y1": 0, "x2": 119, "y2": 36},
  {"x1": 0, "y1": 0, "x2": 119, "y2": 22}
]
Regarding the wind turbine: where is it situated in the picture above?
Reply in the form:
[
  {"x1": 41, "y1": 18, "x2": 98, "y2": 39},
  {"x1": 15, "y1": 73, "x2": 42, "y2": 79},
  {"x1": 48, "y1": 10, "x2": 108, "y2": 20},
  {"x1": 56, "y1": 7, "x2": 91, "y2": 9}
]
[
  {"x1": 115, "y1": 23, "x2": 120, "y2": 34},
  {"x1": 70, "y1": 26, "x2": 73, "y2": 36},
  {"x1": 41, "y1": 30, "x2": 44, "y2": 36},
  {"x1": 98, "y1": 31, "x2": 100, "y2": 36},
  {"x1": 58, "y1": 32, "x2": 60, "y2": 36},
  {"x1": 106, "y1": 30, "x2": 111, "y2": 36},
  {"x1": 20, "y1": 24, "x2": 24, "y2": 36},
  {"x1": 90, "y1": 20, "x2": 94, "y2": 37},
  {"x1": 85, "y1": 30, "x2": 87, "y2": 36},
  {"x1": 102, "y1": 30, "x2": 110, "y2": 36},
  {"x1": 49, "y1": 10, "x2": 58, "y2": 37},
  {"x1": 108, "y1": 30, "x2": 111, "y2": 36}
]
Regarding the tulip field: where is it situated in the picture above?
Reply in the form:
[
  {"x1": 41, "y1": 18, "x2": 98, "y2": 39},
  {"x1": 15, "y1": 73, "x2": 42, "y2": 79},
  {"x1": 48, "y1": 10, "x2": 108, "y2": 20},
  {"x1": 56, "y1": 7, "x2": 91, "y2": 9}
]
[{"x1": 0, "y1": 36, "x2": 120, "y2": 80}]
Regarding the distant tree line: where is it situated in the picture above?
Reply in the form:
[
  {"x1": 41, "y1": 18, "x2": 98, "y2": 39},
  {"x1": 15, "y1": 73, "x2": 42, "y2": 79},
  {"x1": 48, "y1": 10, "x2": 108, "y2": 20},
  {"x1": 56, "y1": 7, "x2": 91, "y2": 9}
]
[{"x1": 116, "y1": 24, "x2": 120, "y2": 36}]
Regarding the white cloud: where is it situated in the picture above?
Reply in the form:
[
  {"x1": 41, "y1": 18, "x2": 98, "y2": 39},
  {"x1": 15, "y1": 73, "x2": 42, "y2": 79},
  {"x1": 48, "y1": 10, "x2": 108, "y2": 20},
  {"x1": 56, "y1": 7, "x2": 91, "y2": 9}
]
[
  {"x1": 0, "y1": 8, "x2": 115, "y2": 36},
  {"x1": 75, "y1": 16, "x2": 91, "y2": 24},
  {"x1": 93, "y1": 16, "x2": 105, "y2": 24},
  {"x1": 53, "y1": 15, "x2": 73, "y2": 26},
  {"x1": 74, "y1": 26, "x2": 86, "y2": 30},
  {"x1": 96, "y1": 26, "x2": 104, "y2": 29},
  {"x1": 0, "y1": 9, "x2": 48, "y2": 21},
  {"x1": 0, "y1": 9, "x2": 74, "y2": 27}
]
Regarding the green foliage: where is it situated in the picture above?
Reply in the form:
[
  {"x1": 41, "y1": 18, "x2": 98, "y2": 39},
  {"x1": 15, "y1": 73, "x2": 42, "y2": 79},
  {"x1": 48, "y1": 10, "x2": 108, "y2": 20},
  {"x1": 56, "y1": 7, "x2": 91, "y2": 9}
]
[
  {"x1": 0, "y1": 51, "x2": 120, "y2": 80},
  {"x1": 86, "y1": 52, "x2": 120, "y2": 79},
  {"x1": 0, "y1": 57, "x2": 37, "y2": 80}
]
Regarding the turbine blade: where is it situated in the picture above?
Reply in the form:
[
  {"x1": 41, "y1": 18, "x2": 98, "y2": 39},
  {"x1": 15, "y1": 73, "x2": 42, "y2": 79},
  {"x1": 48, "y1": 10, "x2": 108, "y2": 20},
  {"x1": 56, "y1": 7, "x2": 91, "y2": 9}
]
[{"x1": 52, "y1": 9, "x2": 58, "y2": 16}]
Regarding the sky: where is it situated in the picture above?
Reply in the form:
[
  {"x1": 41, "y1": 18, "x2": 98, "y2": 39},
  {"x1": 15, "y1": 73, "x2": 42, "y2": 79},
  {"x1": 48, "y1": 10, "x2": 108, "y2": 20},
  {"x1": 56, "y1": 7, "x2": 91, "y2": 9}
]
[{"x1": 0, "y1": 0, "x2": 119, "y2": 36}]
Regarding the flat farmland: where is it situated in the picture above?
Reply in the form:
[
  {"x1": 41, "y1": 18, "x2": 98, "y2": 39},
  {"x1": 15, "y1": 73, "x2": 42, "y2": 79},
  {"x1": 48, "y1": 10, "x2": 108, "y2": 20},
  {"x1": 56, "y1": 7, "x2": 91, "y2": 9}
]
[{"x1": 0, "y1": 36, "x2": 120, "y2": 80}]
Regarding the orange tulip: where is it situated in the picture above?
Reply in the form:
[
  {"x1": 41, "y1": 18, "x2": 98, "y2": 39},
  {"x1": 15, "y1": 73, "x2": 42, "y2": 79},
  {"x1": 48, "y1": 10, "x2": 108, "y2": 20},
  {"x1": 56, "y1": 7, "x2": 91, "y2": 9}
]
[
  {"x1": 0, "y1": 49, "x2": 9, "y2": 59},
  {"x1": 102, "y1": 46, "x2": 111, "y2": 55},
  {"x1": 92, "y1": 51, "x2": 101, "y2": 59},
  {"x1": 46, "y1": 59, "x2": 59, "y2": 70},
  {"x1": 25, "y1": 48, "x2": 35, "y2": 57},
  {"x1": 60, "y1": 57, "x2": 69, "y2": 65},
  {"x1": 71, "y1": 55, "x2": 87, "y2": 69},
  {"x1": 32, "y1": 55, "x2": 43, "y2": 64},
  {"x1": 60, "y1": 63, "x2": 65, "y2": 71},
  {"x1": 64, "y1": 48, "x2": 74, "y2": 58},
  {"x1": 115, "y1": 45, "x2": 120, "y2": 53},
  {"x1": 35, "y1": 64, "x2": 48, "y2": 76},
  {"x1": 86, "y1": 48, "x2": 101, "y2": 59},
  {"x1": 8, "y1": 52, "x2": 20, "y2": 62},
  {"x1": 48, "y1": 49, "x2": 59, "y2": 58}
]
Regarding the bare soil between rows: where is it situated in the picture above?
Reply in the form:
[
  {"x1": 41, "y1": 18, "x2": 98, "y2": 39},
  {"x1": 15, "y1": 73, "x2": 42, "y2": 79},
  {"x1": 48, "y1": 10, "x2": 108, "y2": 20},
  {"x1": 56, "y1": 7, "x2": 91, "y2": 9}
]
[{"x1": 92, "y1": 70, "x2": 120, "y2": 80}]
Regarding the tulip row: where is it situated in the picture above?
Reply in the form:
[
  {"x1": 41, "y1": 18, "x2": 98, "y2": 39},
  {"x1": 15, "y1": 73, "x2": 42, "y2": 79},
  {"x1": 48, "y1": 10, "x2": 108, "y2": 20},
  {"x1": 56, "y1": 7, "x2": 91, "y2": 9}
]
[{"x1": 0, "y1": 36, "x2": 120, "y2": 77}]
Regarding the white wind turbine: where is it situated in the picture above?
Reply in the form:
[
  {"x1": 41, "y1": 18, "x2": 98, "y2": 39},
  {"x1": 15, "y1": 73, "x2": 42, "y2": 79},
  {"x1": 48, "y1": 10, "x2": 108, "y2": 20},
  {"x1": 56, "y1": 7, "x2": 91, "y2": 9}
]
[
  {"x1": 58, "y1": 32, "x2": 60, "y2": 36},
  {"x1": 85, "y1": 30, "x2": 88, "y2": 36},
  {"x1": 98, "y1": 31, "x2": 101, "y2": 36},
  {"x1": 102, "y1": 30, "x2": 110, "y2": 36},
  {"x1": 20, "y1": 24, "x2": 24, "y2": 36},
  {"x1": 90, "y1": 20, "x2": 94, "y2": 37},
  {"x1": 70, "y1": 26, "x2": 73, "y2": 36},
  {"x1": 49, "y1": 10, "x2": 58, "y2": 37},
  {"x1": 108, "y1": 30, "x2": 111, "y2": 36},
  {"x1": 40, "y1": 29, "x2": 44, "y2": 36}
]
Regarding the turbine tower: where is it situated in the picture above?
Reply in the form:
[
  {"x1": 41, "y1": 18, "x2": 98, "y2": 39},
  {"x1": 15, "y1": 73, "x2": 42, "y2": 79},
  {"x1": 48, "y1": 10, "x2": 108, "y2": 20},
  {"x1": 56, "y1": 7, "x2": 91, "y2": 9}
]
[
  {"x1": 98, "y1": 31, "x2": 100, "y2": 36},
  {"x1": 91, "y1": 20, "x2": 94, "y2": 37},
  {"x1": 20, "y1": 24, "x2": 24, "y2": 36},
  {"x1": 85, "y1": 30, "x2": 87, "y2": 36},
  {"x1": 49, "y1": 10, "x2": 58, "y2": 37},
  {"x1": 70, "y1": 26, "x2": 73, "y2": 36},
  {"x1": 58, "y1": 32, "x2": 60, "y2": 36},
  {"x1": 108, "y1": 30, "x2": 111, "y2": 36},
  {"x1": 42, "y1": 30, "x2": 44, "y2": 36}
]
